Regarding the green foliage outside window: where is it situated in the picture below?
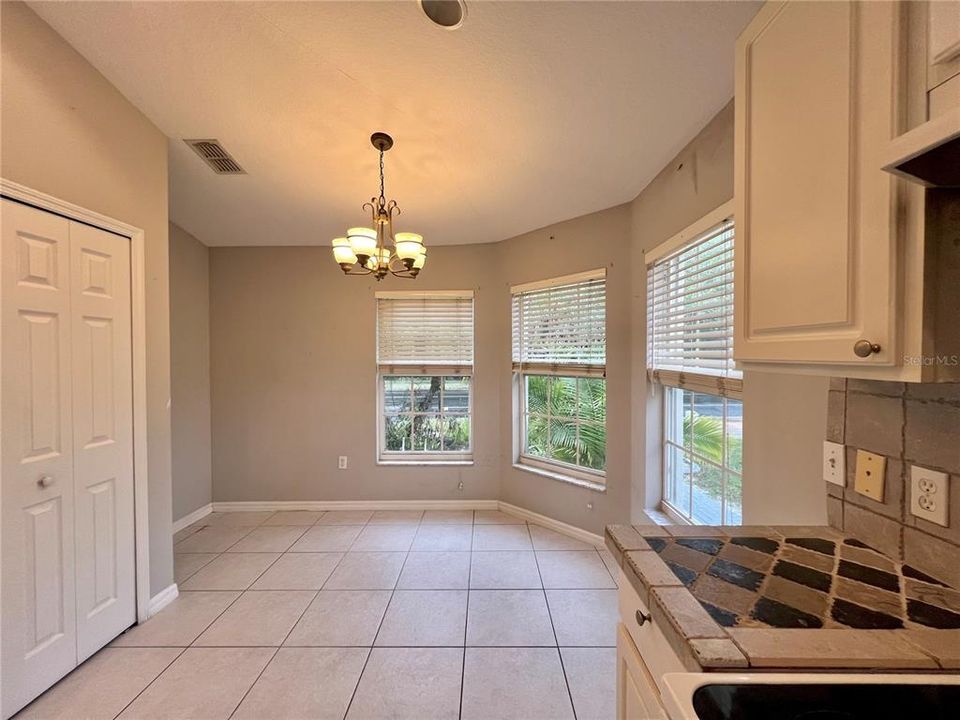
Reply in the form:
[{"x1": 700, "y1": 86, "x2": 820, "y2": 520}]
[{"x1": 524, "y1": 375, "x2": 606, "y2": 472}]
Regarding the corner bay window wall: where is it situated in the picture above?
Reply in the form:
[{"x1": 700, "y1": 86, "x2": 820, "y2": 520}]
[
  {"x1": 646, "y1": 204, "x2": 743, "y2": 524},
  {"x1": 377, "y1": 291, "x2": 474, "y2": 463},
  {"x1": 512, "y1": 270, "x2": 607, "y2": 486}
]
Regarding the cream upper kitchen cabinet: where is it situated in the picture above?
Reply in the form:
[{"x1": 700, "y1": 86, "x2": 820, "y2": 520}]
[{"x1": 734, "y1": 0, "x2": 960, "y2": 382}]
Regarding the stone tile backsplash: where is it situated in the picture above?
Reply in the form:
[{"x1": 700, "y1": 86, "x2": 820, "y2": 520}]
[{"x1": 826, "y1": 379, "x2": 960, "y2": 586}]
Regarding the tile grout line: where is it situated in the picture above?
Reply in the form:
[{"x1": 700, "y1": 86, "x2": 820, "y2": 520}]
[
  {"x1": 340, "y1": 512, "x2": 420, "y2": 719},
  {"x1": 459, "y1": 509, "x2": 476, "y2": 720},
  {"x1": 108, "y1": 646, "x2": 188, "y2": 719},
  {"x1": 531, "y1": 522, "x2": 578, "y2": 720}
]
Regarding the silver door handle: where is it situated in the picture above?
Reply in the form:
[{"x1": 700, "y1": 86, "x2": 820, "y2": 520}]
[{"x1": 37, "y1": 475, "x2": 54, "y2": 488}]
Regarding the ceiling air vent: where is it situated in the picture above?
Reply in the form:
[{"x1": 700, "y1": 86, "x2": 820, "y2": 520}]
[{"x1": 184, "y1": 139, "x2": 246, "y2": 175}]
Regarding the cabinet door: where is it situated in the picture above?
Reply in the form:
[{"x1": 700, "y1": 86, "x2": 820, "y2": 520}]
[
  {"x1": 617, "y1": 623, "x2": 666, "y2": 720},
  {"x1": 734, "y1": 1, "x2": 900, "y2": 366}
]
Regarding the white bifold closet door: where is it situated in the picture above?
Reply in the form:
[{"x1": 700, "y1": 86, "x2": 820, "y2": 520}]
[{"x1": 1, "y1": 199, "x2": 135, "y2": 719}]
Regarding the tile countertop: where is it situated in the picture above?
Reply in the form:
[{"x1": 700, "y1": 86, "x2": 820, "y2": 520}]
[{"x1": 605, "y1": 524, "x2": 960, "y2": 672}]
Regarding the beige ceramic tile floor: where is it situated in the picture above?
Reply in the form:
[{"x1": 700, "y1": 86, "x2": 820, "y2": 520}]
[{"x1": 16, "y1": 509, "x2": 618, "y2": 720}]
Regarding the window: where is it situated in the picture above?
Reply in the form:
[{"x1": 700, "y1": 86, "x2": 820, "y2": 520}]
[
  {"x1": 512, "y1": 270, "x2": 606, "y2": 484},
  {"x1": 377, "y1": 292, "x2": 473, "y2": 462},
  {"x1": 646, "y1": 205, "x2": 742, "y2": 524}
]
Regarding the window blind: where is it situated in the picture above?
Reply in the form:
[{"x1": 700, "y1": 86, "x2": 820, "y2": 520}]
[
  {"x1": 377, "y1": 292, "x2": 474, "y2": 372},
  {"x1": 646, "y1": 219, "x2": 742, "y2": 396},
  {"x1": 511, "y1": 270, "x2": 606, "y2": 376}
]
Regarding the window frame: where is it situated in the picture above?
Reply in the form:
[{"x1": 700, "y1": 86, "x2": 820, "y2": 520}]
[
  {"x1": 517, "y1": 372, "x2": 607, "y2": 486},
  {"x1": 377, "y1": 373, "x2": 474, "y2": 464},
  {"x1": 375, "y1": 290, "x2": 475, "y2": 465},
  {"x1": 510, "y1": 269, "x2": 608, "y2": 486},
  {"x1": 644, "y1": 200, "x2": 743, "y2": 524},
  {"x1": 660, "y1": 387, "x2": 743, "y2": 526}
]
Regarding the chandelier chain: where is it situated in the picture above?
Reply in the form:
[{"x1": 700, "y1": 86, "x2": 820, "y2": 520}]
[{"x1": 378, "y1": 149, "x2": 386, "y2": 207}]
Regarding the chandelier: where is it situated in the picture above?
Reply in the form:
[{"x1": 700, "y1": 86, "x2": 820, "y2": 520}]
[{"x1": 331, "y1": 132, "x2": 426, "y2": 280}]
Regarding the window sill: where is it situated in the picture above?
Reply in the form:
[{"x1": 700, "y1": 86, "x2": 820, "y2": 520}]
[
  {"x1": 377, "y1": 460, "x2": 474, "y2": 467},
  {"x1": 511, "y1": 463, "x2": 607, "y2": 493}
]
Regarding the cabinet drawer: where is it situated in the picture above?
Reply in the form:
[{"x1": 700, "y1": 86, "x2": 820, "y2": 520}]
[
  {"x1": 617, "y1": 622, "x2": 667, "y2": 720},
  {"x1": 618, "y1": 568, "x2": 686, "y2": 695}
]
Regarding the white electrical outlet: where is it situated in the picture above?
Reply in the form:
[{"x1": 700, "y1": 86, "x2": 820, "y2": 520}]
[
  {"x1": 910, "y1": 465, "x2": 949, "y2": 527},
  {"x1": 338, "y1": 456, "x2": 348, "y2": 470},
  {"x1": 823, "y1": 441, "x2": 845, "y2": 486}
]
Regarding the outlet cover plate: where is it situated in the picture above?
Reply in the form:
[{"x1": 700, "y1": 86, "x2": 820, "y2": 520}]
[
  {"x1": 854, "y1": 450, "x2": 886, "y2": 502},
  {"x1": 823, "y1": 441, "x2": 846, "y2": 486},
  {"x1": 910, "y1": 465, "x2": 949, "y2": 527}
]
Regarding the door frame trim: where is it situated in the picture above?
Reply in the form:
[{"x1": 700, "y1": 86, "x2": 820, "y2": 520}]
[{"x1": 1, "y1": 178, "x2": 152, "y2": 623}]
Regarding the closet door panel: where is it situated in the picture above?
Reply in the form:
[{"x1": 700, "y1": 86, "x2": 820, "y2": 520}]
[
  {"x1": 69, "y1": 221, "x2": 136, "y2": 661},
  {"x1": 1, "y1": 199, "x2": 78, "y2": 719}
]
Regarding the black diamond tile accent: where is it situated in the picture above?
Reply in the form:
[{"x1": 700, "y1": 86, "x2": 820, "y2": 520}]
[
  {"x1": 772, "y1": 560, "x2": 832, "y2": 593},
  {"x1": 751, "y1": 597, "x2": 823, "y2": 629},
  {"x1": 666, "y1": 561, "x2": 697, "y2": 587},
  {"x1": 729, "y1": 536, "x2": 779, "y2": 555},
  {"x1": 843, "y1": 538, "x2": 875, "y2": 551},
  {"x1": 786, "y1": 537, "x2": 836, "y2": 556},
  {"x1": 707, "y1": 558, "x2": 765, "y2": 592},
  {"x1": 700, "y1": 601, "x2": 739, "y2": 628},
  {"x1": 832, "y1": 598, "x2": 903, "y2": 629},
  {"x1": 644, "y1": 537, "x2": 667, "y2": 553},
  {"x1": 907, "y1": 599, "x2": 960, "y2": 629},
  {"x1": 837, "y1": 560, "x2": 900, "y2": 593},
  {"x1": 902, "y1": 565, "x2": 948, "y2": 588},
  {"x1": 675, "y1": 538, "x2": 724, "y2": 556}
]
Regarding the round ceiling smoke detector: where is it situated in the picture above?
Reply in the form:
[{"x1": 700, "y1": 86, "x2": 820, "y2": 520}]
[{"x1": 419, "y1": 0, "x2": 467, "y2": 30}]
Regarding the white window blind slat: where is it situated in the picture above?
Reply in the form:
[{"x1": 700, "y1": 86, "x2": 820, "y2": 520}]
[
  {"x1": 377, "y1": 295, "x2": 474, "y2": 368},
  {"x1": 511, "y1": 272, "x2": 606, "y2": 372},
  {"x1": 647, "y1": 220, "x2": 740, "y2": 381}
]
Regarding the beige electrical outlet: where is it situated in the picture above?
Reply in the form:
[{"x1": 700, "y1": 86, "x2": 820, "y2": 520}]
[{"x1": 854, "y1": 450, "x2": 886, "y2": 502}]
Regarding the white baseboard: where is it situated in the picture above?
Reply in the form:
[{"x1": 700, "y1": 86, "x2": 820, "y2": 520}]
[
  {"x1": 146, "y1": 583, "x2": 179, "y2": 619},
  {"x1": 172, "y1": 503, "x2": 212, "y2": 533},
  {"x1": 211, "y1": 499, "x2": 499, "y2": 512},
  {"x1": 497, "y1": 501, "x2": 604, "y2": 547}
]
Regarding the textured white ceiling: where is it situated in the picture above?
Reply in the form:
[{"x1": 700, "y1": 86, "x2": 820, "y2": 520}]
[{"x1": 30, "y1": 1, "x2": 760, "y2": 246}]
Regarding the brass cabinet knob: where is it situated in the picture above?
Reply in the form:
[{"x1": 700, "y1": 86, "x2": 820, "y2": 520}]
[
  {"x1": 635, "y1": 609, "x2": 651, "y2": 627},
  {"x1": 853, "y1": 340, "x2": 881, "y2": 358},
  {"x1": 37, "y1": 475, "x2": 55, "y2": 488}
]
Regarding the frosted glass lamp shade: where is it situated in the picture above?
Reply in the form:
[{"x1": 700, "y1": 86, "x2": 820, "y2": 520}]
[
  {"x1": 332, "y1": 237, "x2": 357, "y2": 265},
  {"x1": 348, "y1": 227, "x2": 377, "y2": 255},
  {"x1": 394, "y1": 232, "x2": 424, "y2": 261},
  {"x1": 413, "y1": 247, "x2": 427, "y2": 270}
]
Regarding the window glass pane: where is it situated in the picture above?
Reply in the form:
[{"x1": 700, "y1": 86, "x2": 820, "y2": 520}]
[
  {"x1": 550, "y1": 377, "x2": 577, "y2": 418},
  {"x1": 665, "y1": 444, "x2": 691, "y2": 517},
  {"x1": 442, "y1": 416, "x2": 470, "y2": 452},
  {"x1": 525, "y1": 413, "x2": 549, "y2": 458},
  {"x1": 579, "y1": 421, "x2": 606, "y2": 471},
  {"x1": 525, "y1": 375, "x2": 550, "y2": 417},
  {"x1": 690, "y1": 392, "x2": 724, "y2": 461},
  {"x1": 548, "y1": 418, "x2": 578, "y2": 464},
  {"x1": 726, "y1": 398, "x2": 743, "y2": 474},
  {"x1": 384, "y1": 415, "x2": 411, "y2": 451},
  {"x1": 412, "y1": 376, "x2": 441, "y2": 412},
  {"x1": 383, "y1": 376, "x2": 412, "y2": 413},
  {"x1": 576, "y1": 378, "x2": 605, "y2": 422},
  {"x1": 691, "y1": 456, "x2": 724, "y2": 526},
  {"x1": 412, "y1": 415, "x2": 442, "y2": 451},
  {"x1": 442, "y1": 376, "x2": 470, "y2": 413},
  {"x1": 725, "y1": 473, "x2": 743, "y2": 525}
]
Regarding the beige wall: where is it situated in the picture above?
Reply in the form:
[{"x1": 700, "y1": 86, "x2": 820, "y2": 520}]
[
  {"x1": 170, "y1": 223, "x2": 212, "y2": 521},
  {"x1": 209, "y1": 243, "x2": 502, "y2": 503},
  {"x1": 496, "y1": 206, "x2": 633, "y2": 534},
  {"x1": 206, "y1": 100, "x2": 829, "y2": 532},
  {"x1": 1, "y1": 2, "x2": 174, "y2": 594},
  {"x1": 629, "y1": 100, "x2": 828, "y2": 526}
]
